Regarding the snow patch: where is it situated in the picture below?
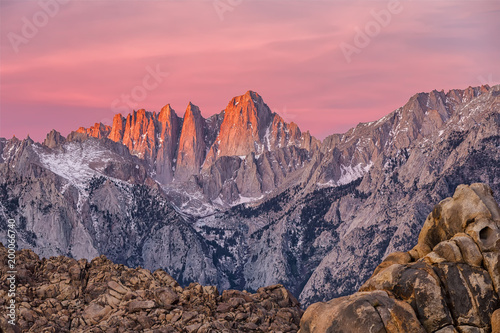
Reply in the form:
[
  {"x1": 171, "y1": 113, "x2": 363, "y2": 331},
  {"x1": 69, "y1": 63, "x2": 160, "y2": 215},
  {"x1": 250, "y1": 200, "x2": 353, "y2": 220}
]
[
  {"x1": 234, "y1": 194, "x2": 264, "y2": 206},
  {"x1": 337, "y1": 162, "x2": 373, "y2": 186},
  {"x1": 264, "y1": 125, "x2": 271, "y2": 151},
  {"x1": 33, "y1": 142, "x2": 111, "y2": 192},
  {"x1": 317, "y1": 161, "x2": 373, "y2": 187}
]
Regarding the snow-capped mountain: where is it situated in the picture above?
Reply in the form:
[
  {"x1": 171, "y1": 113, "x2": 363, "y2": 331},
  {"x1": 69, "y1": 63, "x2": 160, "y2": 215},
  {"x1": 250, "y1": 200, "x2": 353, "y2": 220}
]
[
  {"x1": 0, "y1": 85, "x2": 499, "y2": 306},
  {"x1": 72, "y1": 91, "x2": 319, "y2": 214}
]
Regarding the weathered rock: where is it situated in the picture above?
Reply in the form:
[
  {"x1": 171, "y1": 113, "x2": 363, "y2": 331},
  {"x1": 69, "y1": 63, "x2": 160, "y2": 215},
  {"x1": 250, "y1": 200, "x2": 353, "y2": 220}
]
[
  {"x1": 434, "y1": 263, "x2": 498, "y2": 328},
  {"x1": 412, "y1": 183, "x2": 500, "y2": 259},
  {"x1": 0, "y1": 242, "x2": 303, "y2": 333},
  {"x1": 452, "y1": 233, "x2": 483, "y2": 267},
  {"x1": 82, "y1": 303, "x2": 112, "y2": 323},
  {"x1": 492, "y1": 309, "x2": 500, "y2": 333},
  {"x1": 301, "y1": 184, "x2": 500, "y2": 333},
  {"x1": 434, "y1": 240, "x2": 463, "y2": 262},
  {"x1": 299, "y1": 290, "x2": 425, "y2": 333},
  {"x1": 107, "y1": 280, "x2": 129, "y2": 295},
  {"x1": 127, "y1": 300, "x2": 156, "y2": 313},
  {"x1": 483, "y1": 252, "x2": 500, "y2": 294},
  {"x1": 436, "y1": 326, "x2": 459, "y2": 333},
  {"x1": 371, "y1": 251, "x2": 412, "y2": 277},
  {"x1": 154, "y1": 287, "x2": 179, "y2": 307}
]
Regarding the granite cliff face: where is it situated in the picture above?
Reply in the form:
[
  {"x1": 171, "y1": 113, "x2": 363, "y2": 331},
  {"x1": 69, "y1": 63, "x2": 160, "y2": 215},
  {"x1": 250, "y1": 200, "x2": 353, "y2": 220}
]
[
  {"x1": 299, "y1": 183, "x2": 500, "y2": 333},
  {"x1": 204, "y1": 91, "x2": 306, "y2": 165},
  {"x1": 74, "y1": 91, "x2": 319, "y2": 208},
  {"x1": 0, "y1": 85, "x2": 499, "y2": 309}
]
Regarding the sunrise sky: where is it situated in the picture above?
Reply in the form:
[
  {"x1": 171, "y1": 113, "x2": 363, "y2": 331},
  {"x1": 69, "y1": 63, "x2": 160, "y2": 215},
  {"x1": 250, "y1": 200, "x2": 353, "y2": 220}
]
[{"x1": 1, "y1": 0, "x2": 499, "y2": 141}]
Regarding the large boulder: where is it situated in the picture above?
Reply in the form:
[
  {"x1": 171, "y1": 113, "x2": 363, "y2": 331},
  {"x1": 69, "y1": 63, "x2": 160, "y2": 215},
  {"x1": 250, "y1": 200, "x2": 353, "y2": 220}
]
[
  {"x1": 299, "y1": 290, "x2": 425, "y2": 333},
  {"x1": 410, "y1": 183, "x2": 500, "y2": 259},
  {"x1": 300, "y1": 183, "x2": 500, "y2": 333}
]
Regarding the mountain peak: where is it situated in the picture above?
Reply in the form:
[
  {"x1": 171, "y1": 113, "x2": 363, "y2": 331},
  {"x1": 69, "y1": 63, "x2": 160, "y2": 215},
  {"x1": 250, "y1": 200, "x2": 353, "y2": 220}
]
[
  {"x1": 160, "y1": 103, "x2": 174, "y2": 115},
  {"x1": 201, "y1": 91, "x2": 310, "y2": 166},
  {"x1": 43, "y1": 129, "x2": 66, "y2": 148},
  {"x1": 184, "y1": 102, "x2": 202, "y2": 119},
  {"x1": 244, "y1": 90, "x2": 261, "y2": 100},
  {"x1": 108, "y1": 114, "x2": 125, "y2": 142},
  {"x1": 204, "y1": 91, "x2": 273, "y2": 159},
  {"x1": 158, "y1": 104, "x2": 178, "y2": 126},
  {"x1": 76, "y1": 122, "x2": 111, "y2": 139},
  {"x1": 175, "y1": 102, "x2": 206, "y2": 179},
  {"x1": 226, "y1": 91, "x2": 271, "y2": 121},
  {"x1": 233, "y1": 90, "x2": 263, "y2": 102}
]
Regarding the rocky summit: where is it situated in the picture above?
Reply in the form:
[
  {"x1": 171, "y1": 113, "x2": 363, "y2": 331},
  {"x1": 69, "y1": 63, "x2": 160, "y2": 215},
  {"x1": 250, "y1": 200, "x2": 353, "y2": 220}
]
[
  {"x1": 0, "y1": 243, "x2": 302, "y2": 333},
  {"x1": 74, "y1": 90, "x2": 318, "y2": 203},
  {"x1": 299, "y1": 183, "x2": 500, "y2": 333}
]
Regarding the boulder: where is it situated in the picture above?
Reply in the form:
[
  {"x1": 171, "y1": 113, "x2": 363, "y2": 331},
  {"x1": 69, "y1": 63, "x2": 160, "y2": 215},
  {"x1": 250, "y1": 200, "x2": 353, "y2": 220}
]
[
  {"x1": 492, "y1": 309, "x2": 500, "y2": 333},
  {"x1": 411, "y1": 183, "x2": 500, "y2": 259},
  {"x1": 301, "y1": 183, "x2": 500, "y2": 333},
  {"x1": 371, "y1": 251, "x2": 412, "y2": 277},
  {"x1": 452, "y1": 233, "x2": 483, "y2": 267},
  {"x1": 154, "y1": 287, "x2": 179, "y2": 307},
  {"x1": 299, "y1": 290, "x2": 425, "y2": 333}
]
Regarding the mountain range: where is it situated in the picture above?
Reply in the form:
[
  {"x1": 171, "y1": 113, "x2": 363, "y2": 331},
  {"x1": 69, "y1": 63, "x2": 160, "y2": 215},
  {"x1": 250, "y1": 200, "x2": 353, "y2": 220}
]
[{"x1": 0, "y1": 85, "x2": 499, "y2": 306}]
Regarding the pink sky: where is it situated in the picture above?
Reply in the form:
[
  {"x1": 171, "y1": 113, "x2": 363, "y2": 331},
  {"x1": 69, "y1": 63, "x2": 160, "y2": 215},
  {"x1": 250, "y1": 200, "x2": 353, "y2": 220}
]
[{"x1": 1, "y1": 0, "x2": 499, "y2": 141}]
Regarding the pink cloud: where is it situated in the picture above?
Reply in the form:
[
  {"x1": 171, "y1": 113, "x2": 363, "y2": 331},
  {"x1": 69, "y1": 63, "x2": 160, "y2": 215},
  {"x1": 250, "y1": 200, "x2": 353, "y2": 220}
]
[{"x1": 1, "y1": 0, "x2": 499, "y2": 141}]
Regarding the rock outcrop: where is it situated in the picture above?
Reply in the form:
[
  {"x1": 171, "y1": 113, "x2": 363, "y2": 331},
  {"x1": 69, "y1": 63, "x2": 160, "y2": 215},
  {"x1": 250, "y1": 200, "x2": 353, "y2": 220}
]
[
  {"x1": 76, "y1": 123, "x2": 111, "y2": 139},
  {"x1": 299, "y1": 183, "x2": 500, "y2": 333},
  {"x1": 42, "y1": 130, "x2": 66, "y2": 149},
  {"x1": 0, "y1": 244, "x2": 302, "y2": 333},
  {"x1": 175, "y1": 103, "x2": 207, "y2": 180}
]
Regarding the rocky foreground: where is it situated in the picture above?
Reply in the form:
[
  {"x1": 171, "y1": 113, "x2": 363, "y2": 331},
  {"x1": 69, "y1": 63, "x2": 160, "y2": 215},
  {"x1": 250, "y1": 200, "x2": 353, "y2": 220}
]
[
  {"x1": 300, "y1": 183, "x2": 500, "y2": 333},
  {"x1": 0, "y1": 247, "x2": 302, "y2": 333}
]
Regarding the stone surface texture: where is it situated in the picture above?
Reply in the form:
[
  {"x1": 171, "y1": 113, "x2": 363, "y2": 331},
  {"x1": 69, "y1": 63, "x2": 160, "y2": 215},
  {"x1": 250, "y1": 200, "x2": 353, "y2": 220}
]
[
  {"x1": 299, "y1": 183, "x2": 500, "y2": 333},
  {"x1": 0, "y1": 244, "x2": 302, "y2": 333}
]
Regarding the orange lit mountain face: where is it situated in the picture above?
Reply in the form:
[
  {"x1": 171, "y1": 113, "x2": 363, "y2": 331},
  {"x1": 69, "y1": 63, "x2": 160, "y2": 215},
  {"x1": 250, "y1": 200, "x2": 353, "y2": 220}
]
[
  {"x1": 1, "y1": 85, "x2": 499, "y2": 308},
  {"x1": 73, "y1": 91, "x2": 320, "y2": 204},
  {"x1": 76, "y1": 122, "x2": 111, "y2": 139}
]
